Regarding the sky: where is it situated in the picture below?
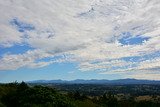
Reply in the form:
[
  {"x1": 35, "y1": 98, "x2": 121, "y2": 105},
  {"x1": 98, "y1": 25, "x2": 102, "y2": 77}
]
[{"x1": 0, "y1": 0, "x2": 160, "y2": 82}]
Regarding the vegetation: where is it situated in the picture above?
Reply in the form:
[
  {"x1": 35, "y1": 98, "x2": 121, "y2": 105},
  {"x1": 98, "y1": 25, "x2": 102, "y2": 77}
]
[
  {"x1": 41, "y1": 84, "x2": 160, "y2": 96},
  {"x1": 0, "y1": 82, "x2": 160, "y2": 107}
]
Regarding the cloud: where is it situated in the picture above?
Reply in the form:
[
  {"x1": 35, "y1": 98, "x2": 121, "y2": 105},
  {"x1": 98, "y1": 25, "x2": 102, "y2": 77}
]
[
  {"x1": 0, "y1": 0, "x2": 160, "y2": 79},
  {"x1": 0, "y1": 50, "x2": 53, "y2": 70}
]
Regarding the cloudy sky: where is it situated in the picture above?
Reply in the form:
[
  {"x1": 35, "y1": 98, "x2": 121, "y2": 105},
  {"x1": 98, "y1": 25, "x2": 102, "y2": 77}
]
[{"x1": 0, "y1": 0, "x2": 160, "y2": 82}]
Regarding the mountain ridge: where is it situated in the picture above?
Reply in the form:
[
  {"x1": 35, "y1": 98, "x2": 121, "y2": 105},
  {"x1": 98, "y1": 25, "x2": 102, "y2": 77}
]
[{"x1": 27, "y1": 78, "x2": 160, "y2": 85}]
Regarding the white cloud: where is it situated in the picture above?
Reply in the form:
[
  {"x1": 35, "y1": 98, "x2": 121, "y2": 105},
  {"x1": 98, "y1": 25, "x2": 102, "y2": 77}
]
[
  {"x1": 0, "y1": 0, "x2": 160, "y2": 79},
  {"x1": 0, "y1": 50, "x2": 53, "y2": 70},
  {"x1": 127, "y1": 71, "x2": 160, "y2": 80}
]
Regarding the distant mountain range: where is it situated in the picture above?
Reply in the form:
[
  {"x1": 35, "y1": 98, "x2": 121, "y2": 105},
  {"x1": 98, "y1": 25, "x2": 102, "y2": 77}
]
[{"x1": 27, "y1": 79, "x2": 160, "y2": 85}]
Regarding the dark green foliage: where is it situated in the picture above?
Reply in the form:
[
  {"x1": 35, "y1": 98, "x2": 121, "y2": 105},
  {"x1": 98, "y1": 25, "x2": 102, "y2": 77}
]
[
  {"x1": 99, "y1": 92, "x2": 118, "y2": 107},
  {"x1": 68, "y1": 91, "x2": 88, "y2": 101},
  {"x1": 136, "y1": 101, "x2": 160, "y2": 107},
  {"x1": 73, "y1": 91, "x2": 81, "y2": 100},
  {"x1": 0, "y1": 82, "x2": 75, "y2": 107}
]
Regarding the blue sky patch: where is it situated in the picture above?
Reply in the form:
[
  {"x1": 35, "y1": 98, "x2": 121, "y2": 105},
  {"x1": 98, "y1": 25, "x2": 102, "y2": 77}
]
[
  {"x1": 0, "y1": 44, "x2": 34, "y2": 57},
  {"x1": 10, "y1": 18, "x2": 35, "y2": 32},
  {"x1": 119, "y1": 32, "x2": 150, "y2": 45}
]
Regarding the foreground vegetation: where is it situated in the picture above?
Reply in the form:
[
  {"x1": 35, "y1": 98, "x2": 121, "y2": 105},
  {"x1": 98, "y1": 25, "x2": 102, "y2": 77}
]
[{"x1": 0, "y1": 82, "x2": 160, "y2": 107}]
